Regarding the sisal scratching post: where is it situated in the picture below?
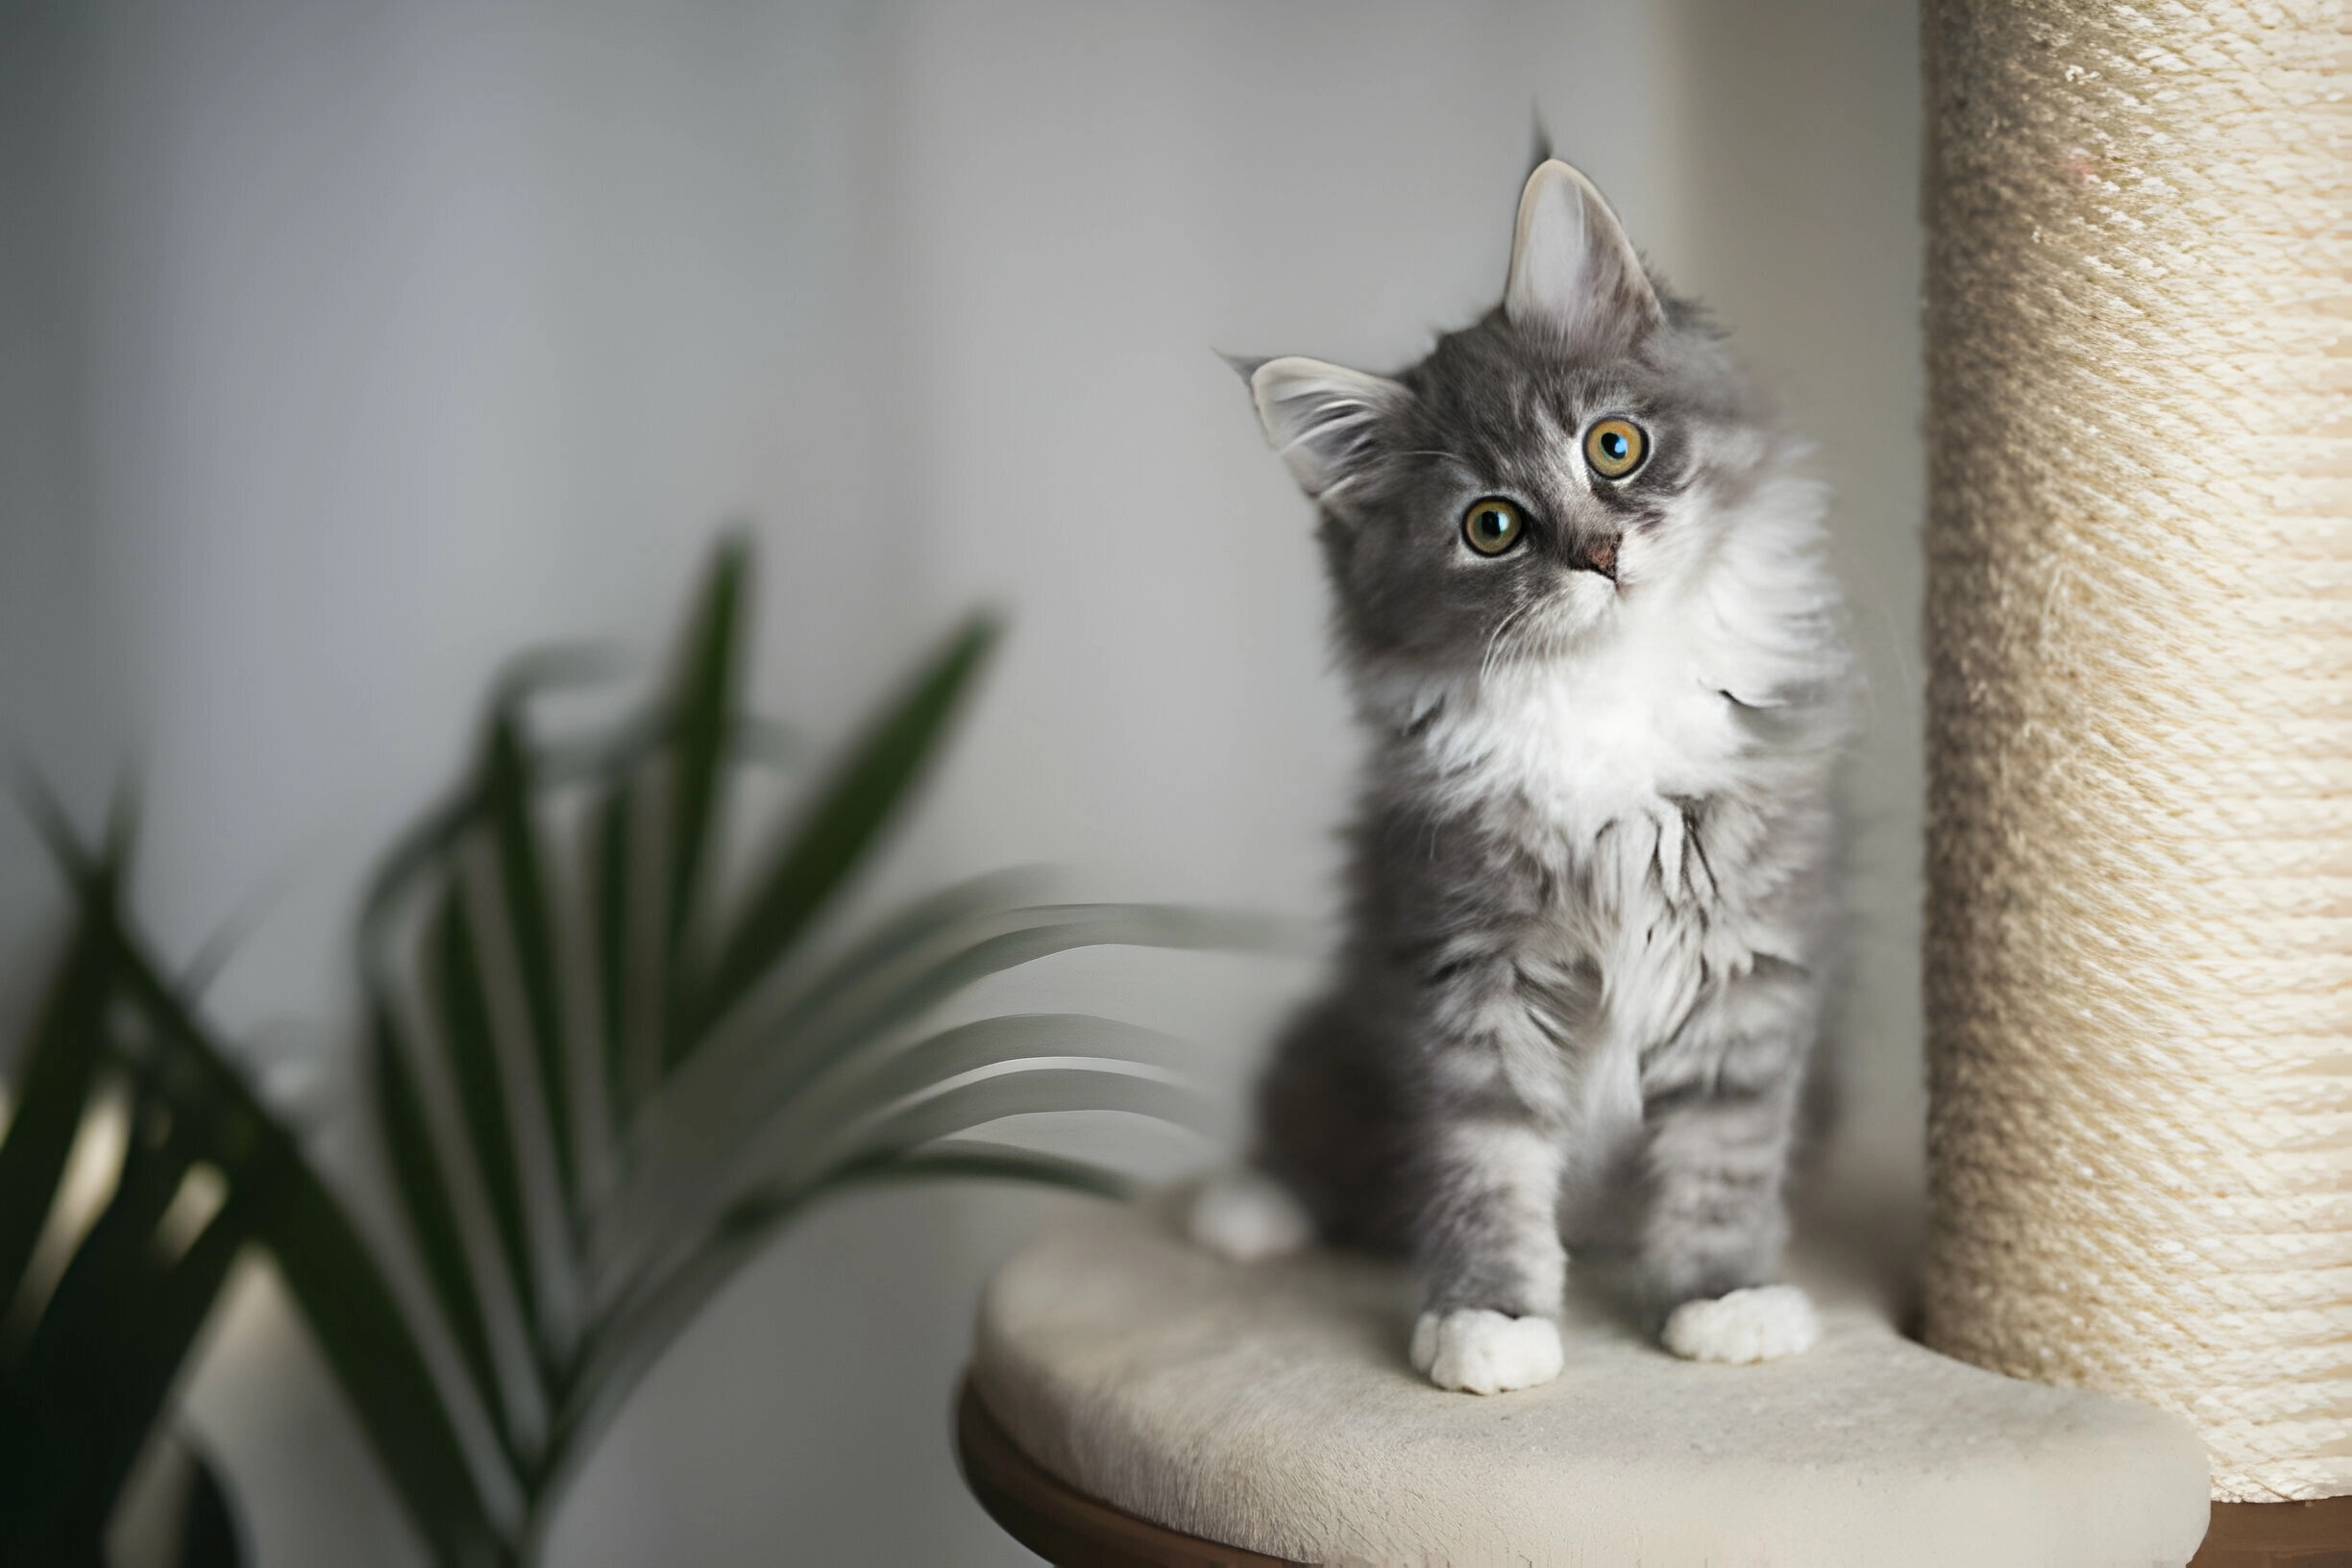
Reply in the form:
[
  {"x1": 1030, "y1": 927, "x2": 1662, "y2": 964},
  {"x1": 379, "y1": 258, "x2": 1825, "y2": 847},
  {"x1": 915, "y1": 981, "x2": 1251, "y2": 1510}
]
[{"x1": 1921, "y1": 0, "x2": 2349, "y2": 1509}]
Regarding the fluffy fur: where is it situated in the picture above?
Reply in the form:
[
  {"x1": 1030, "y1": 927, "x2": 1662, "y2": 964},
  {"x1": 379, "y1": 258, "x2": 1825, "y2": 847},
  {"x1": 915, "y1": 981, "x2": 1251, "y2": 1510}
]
[{"x1": 1198, "y1": 159, "x2": 1850, "y2": 1393}]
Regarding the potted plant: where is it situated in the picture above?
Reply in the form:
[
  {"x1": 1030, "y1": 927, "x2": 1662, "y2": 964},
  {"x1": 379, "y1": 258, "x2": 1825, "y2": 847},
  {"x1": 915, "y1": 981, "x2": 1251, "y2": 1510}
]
[{"x1": 2, "y1": 541, "x2": 1261, "y2": 1564}]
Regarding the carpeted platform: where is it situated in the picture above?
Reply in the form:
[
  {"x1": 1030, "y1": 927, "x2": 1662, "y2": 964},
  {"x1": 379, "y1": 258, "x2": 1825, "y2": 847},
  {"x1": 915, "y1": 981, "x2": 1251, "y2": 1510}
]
[{"x1": 970, "y1": 1194, "x2": 2211, "y2": 1567}]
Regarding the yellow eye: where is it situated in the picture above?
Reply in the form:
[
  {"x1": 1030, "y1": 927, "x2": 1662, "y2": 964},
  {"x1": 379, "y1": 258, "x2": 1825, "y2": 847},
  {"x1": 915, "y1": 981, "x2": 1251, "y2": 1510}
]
[
  {"x1": 1583, "y1": 416, "x2": 1649, "y2": 479},
  {"x1": 1461, "y1": 498, "x2": 1526, "y2": 556}
]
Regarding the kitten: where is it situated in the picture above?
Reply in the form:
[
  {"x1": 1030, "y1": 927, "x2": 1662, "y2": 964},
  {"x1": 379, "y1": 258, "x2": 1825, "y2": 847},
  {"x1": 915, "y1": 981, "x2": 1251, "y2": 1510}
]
[{"x1": 1191, "y1": 159, "x2": 1850, "y2": 1393}]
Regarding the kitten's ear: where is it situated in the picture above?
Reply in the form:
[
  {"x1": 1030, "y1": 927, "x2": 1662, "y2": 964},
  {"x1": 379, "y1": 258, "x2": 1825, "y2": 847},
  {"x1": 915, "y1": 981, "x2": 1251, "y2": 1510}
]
[
  {"x1": 1504, "y1": 159, "x2": 1663, "y2": 347},
  {"x1": 1245, "y1": 355, "x2": 1408, "y2": 502}
]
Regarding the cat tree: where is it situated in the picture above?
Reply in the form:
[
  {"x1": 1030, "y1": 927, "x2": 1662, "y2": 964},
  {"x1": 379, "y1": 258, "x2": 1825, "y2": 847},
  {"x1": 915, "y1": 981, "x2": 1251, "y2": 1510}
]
[
  {"x1": 1918, "y1": 0, "x2": 2348, "y2": 1549},
  {"x1": 954, "y1": 1, "x2": 2344, "y2": 1560}
]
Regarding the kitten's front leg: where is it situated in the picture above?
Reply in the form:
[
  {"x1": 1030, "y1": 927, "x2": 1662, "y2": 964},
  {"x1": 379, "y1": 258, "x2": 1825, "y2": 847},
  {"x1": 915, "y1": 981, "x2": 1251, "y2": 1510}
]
[
  {"x1": 1409, "y1": 1112, "x2": 1569, "y2": 1394},
  {"x1": 1638, "y1": 1011, "x2": 1818, "y2": 1364}
]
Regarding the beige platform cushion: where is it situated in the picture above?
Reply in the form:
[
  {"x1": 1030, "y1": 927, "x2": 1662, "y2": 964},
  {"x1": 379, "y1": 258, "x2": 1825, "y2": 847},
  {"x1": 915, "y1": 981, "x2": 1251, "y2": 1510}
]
[{"x1": 972, "y1": 1197, "x2": 2211, "y2": 1568}]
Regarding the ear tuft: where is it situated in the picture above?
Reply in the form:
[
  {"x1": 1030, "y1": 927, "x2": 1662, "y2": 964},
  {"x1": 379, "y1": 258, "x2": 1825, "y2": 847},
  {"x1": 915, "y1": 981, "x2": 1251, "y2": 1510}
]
[
  {"x1": 1247, "y1": 355, "x2": 1407, "y2": 503},
  {"x1": 1216, "y1": 350, "x2": 1269, "y2": 384},
  {"x1": 1504, "y1": 159, "x2": 1662, "y2": 348}
]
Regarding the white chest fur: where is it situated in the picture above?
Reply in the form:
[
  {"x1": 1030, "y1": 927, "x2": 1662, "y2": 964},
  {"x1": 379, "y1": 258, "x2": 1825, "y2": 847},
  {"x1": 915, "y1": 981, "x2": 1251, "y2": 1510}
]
[
  {"x1": 1395, "y1": 603, "x2": 1795, "y2": 1142},
  {"x1": 1412, "y1": 621, "x2": 1744, "y2": 869}
]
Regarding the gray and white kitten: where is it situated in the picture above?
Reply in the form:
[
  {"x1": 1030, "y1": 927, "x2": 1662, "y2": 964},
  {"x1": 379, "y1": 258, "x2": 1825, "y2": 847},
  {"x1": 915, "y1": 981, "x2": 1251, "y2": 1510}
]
[{"x1": 1191, "y1": 159, "x2": 1850, "y2": 1393}]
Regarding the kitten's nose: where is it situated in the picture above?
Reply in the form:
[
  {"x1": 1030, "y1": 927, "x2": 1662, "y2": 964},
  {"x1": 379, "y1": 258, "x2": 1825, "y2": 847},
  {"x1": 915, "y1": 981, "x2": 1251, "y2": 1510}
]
[{"x1": 1572, "y1": 534, "x2": 1620, "y2": 580}]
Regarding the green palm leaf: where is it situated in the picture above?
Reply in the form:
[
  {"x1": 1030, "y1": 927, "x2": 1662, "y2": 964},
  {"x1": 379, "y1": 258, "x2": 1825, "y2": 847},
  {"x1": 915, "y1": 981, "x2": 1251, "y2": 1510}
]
[
  {"x1": 278, "y1": 540, "x2": 1272, "y2": 1565},
  {"x1": 0, "y1": 904, "x2": 112, "y2": 1328},
  {"x1": 483, "y1": 713, "x2": 574, "y2": 1213},
  {"x1": 694, "y1": 611, "x2": 1000, "y2": 1037},
  {"x1": 423, "y1": 881, "x2": 544, "y2": 1359},
  {"x1": 762, "y1": 1013, "x2": 1195, "y2": 1156},
  {"x1": 586, "y1": 774, "x2": 649, "y2": 1128},
  {"x1": 660, "y1": 534, "x2": 747, "y2": 965},
  {"x1": 629, "y1": 901, "x2": 1272, "y2": 1178},
  {"x1": 371, "y1": 993, "x2": 518, "y2": 1470},
  {"x1": 61, "y1": 858, "x2": 504, "y2": 1567},
  {"x1": 596, "y1": 1014, "x2": 1200, "y2": 1309},
  {"x1": 592, "y1": 908, "x2": 1259, "y2": 1288},
  {"x1": 3, "y1": 793, "x2": 502, "y2": 1566}
]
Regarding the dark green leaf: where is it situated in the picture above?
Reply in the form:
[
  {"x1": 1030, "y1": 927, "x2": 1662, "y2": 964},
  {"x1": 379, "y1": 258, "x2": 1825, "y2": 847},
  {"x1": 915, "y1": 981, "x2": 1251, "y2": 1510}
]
[
  {"x1": 257, "y1": 1153, "x2": 507, "y2": 1567},
  {"x1": 747, "y1": 904, "x2": 1280, "y2": 1110},
  {"x1": 605, "y1": 874, "x2": 1037, "y2": 1192},
  {"x1": 74, "y1": 886, "x2": 502, "y2": 1564},
  {"x1": 696, "y1": 613, "x2": 1001, "y2": 1037},
  {"x1": 357, "y1": 642, "x2": 621, "y2": 967},
  {"x1": 724, "y1": 1139, "x2": 1136, "y2": 1239},
  {"x1": 670, "y1": 870, "x2": 1038, "y2": 1082},
  {"x1": 586, "y1": 774, "x2": 666, "y2": 1131},
  {"x1": 0, "y1": 910, "x2": 112, "y2": 1322},
  {"x1": 483, "y1": 713, "x2": 574, "y2": 1208},
  {"x1": 356, "y1": 791, "x2": 483, "y2": 968},
  {"x1": 588, "y1": 779, "x2": 634, "y2": 1130},
  {"x1": 424, "y1": 880, "x2": 540, "y2": 1347},
  {"x1": 0, "y1": 1076, "x2": 247, "y2": 1559},
  {"x1": 599, "y1": 1014, "x2": 1185, "y2": 1286},
  {"x1": 23, "y1": 1096, "x2": 198, "y2": 1354},
  {"x1": 593, "y1": 904, "x2": 1261, "y2": 1294},
  {"x1": 371, "y1": 996, "x2": 515, "y2": 1470},
  {"x1": 630, "y1": 904, "x2": 1267, "y2": 1200},
  {"x1": 63, "y1": 1189, "x2": 257, "y2": 1538},
  {"x1": 101, "y1": 772, "x2": 142, "y2": 871},
  {"x1": 662, "y1": 538, "x2": 747, "y2": 961},
  {"x1": 793, "y1": 1065, "x2": 1211, "y2": 1191},
  {"x1": 763, "y1": 1014, "x2": 1190, "y2": 1155}
]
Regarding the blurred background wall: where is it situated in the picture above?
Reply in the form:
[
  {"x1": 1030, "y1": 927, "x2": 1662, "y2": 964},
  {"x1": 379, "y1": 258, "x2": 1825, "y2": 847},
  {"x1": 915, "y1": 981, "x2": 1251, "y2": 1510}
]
[{"x1": 0, "y1": 1, "x2": 1922, "y2": 1561}]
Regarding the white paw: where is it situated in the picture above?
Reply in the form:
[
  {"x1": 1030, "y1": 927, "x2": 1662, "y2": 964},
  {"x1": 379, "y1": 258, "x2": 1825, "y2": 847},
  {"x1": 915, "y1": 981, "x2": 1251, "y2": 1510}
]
[
  {"x1": 1409, "y1": 1309, "x2": 1564, "y2": 1394},
  {"x1": 1187, "y1": 1170, "x2": 1313, "y2": 1262},
  {"x1": 1659, "y1": 1284, "x2": 1820, "y2": 1364}
]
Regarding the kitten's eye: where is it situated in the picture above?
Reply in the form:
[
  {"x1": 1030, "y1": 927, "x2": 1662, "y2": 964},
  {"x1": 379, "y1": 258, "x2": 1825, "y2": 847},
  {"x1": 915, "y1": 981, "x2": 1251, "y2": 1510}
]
[
  {"x1": 1460, "y1": 498, "x2": 1526, "y2": 556},
  {"x1": 1583, "y1": 417, "x2": 1649, "y2": 480}
]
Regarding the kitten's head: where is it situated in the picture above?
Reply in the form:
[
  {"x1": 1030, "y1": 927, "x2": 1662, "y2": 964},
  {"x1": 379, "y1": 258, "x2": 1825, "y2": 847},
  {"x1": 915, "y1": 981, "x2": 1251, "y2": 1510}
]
[{"x1": 1243, "y1": 160, "x2": 1780, "y2": 685}]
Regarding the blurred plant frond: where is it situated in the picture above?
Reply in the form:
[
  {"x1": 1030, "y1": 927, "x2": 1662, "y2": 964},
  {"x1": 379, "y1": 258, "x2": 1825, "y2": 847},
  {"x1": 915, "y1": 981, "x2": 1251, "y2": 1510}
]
[
  {"x1": 6, "y1": 784, "x2": 503, "y2": 1568},
  {"x1": 0, "y1": 541, "x2": 1265, "y2": 1567},
  {"x1": 347, "y1": 538, "x2": 1266, "y2": 1561}
]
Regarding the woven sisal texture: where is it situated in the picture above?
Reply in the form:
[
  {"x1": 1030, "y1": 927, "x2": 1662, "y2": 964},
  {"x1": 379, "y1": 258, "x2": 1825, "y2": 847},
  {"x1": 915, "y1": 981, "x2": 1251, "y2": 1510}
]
[{"x1": 1920, "y1": 0, "x2": 2349, "y2": 1503}]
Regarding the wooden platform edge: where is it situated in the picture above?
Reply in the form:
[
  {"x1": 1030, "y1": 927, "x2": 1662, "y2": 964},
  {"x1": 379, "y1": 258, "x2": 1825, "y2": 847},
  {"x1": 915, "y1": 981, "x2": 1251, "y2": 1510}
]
[
  {"x1": 954, "y1": 1377, "x2": 1301, "y2": 1568},
  {"x1": 2188, "y1": 1495, "x2": 2352, "y2": 1568},
  {"x1": 956, "y1": 1371, "x2": 2349, "y2": 1567}
]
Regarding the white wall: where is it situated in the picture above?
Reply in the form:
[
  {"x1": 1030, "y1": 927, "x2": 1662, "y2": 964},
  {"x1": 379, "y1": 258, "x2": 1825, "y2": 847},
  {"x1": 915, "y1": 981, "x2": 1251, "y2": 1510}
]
[{"x1": 0, "y1": 3, "x2": 1921, "y2": 1561}]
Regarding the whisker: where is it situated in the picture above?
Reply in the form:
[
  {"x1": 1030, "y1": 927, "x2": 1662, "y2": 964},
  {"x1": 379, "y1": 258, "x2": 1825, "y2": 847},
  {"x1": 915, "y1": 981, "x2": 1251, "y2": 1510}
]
[{"x1": 1480, "y1": 599, "x2": 1539, "y2": 687}]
